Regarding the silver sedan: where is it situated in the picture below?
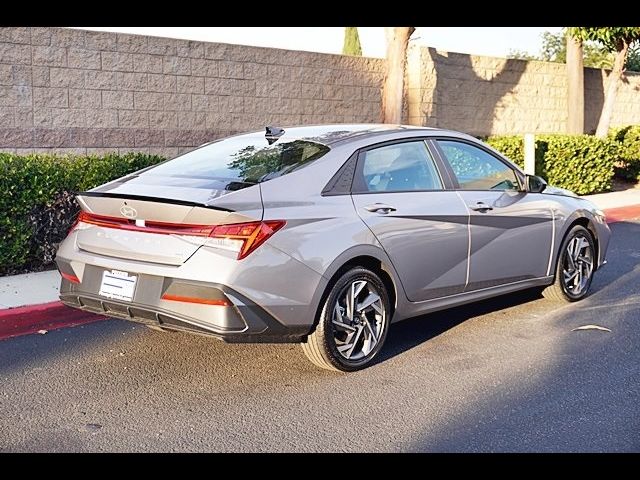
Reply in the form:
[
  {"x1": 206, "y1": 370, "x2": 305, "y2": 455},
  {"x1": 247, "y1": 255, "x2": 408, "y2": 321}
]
[{"x1": 56, "y1": 125, "x2": 611, "y2": 371}]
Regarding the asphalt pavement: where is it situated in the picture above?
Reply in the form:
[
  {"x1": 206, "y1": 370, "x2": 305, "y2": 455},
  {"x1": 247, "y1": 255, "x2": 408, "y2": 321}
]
[{"x1": 1, "y1": 221, "x2": 638, "y2": 452}]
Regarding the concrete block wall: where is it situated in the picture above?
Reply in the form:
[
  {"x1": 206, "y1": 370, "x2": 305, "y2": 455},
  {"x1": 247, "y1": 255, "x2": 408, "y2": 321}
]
[
  {"x1": 0, "y1": 27, "x2": 385, "y2": 156},
  {"x1": 1, "y1": 27, "x2": 640, "y2": 157},
  {"x1": 407, "y1": 45, "x2": 640, "y2": 136}
]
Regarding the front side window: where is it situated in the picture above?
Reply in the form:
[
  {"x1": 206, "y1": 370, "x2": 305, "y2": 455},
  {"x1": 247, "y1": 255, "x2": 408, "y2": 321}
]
[
  {"x1": 437, "y1": 140, "x2": 519, "y2": 191},
  {"x1": 354, "y1": 141, "x2": 443, "y2": 193}
]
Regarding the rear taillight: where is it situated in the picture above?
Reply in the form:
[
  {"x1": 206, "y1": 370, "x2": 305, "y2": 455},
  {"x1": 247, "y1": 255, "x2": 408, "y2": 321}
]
[
  {"x1": 206, "y1": 220, "x2": 285, "y2": 260},
  {"x1": 70, "y1": 211, "x2": 285, "y2": 260},
  {"x1": 72, "y1": 211, "x2": 212, "y2": 236},
  {"x1": 68, "y1": 211, "x2": 88, "y2": 234}
]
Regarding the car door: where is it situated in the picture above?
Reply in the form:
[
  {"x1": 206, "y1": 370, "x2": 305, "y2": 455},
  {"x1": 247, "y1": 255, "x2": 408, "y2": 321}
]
[
  {"x1": 351, "y1": 139, "x2": 469, "y2": 302},
  {"x1": 435, "y1": 138, "x2": 554, "y2": 291}
]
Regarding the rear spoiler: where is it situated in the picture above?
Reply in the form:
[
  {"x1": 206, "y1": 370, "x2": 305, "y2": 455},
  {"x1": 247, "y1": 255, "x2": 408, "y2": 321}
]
[{"x1": 76, "y1": 191, "x2": 234, "y2": 213}]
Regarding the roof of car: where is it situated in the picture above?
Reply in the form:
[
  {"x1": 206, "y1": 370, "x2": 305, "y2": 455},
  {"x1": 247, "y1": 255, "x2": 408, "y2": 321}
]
[
  {"x1": 237, "y1": 124, "x2": 465, "y2": 146},
  {"x1": 281, "y1": 124, "x2": 433, "y2": 144}
]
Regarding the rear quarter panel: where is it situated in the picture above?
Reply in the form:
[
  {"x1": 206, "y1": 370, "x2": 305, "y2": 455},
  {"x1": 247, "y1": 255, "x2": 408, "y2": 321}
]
[{"x1": 259, "y1": 144, "x2": 409, "y2": 318}]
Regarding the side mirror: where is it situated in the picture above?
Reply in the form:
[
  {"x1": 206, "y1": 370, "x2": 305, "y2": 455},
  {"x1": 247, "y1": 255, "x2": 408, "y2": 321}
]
[{"x1": 525, "y1": 174, "x2": 547, "y2": 193}]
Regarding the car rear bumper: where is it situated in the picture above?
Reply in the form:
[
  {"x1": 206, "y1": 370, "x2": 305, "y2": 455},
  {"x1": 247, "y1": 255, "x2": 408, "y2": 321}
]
[
  {"x1": 59, "y1": 273, "x2": 309, "y2": 343},
  {"x1": 55, "y1": 232, "x2": 327, "y2": 343}
]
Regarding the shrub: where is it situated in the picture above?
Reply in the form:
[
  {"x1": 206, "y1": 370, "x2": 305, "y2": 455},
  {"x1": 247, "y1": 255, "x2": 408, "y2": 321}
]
[
  {"x1": 540, "y1": 135, "x2": 617, "y2": 194},
  {"x1": 609, "y1": 125, "x2": 640, "y2": 181},
  {"x1": 0, "y1": 153, "x2": 165, "y2": 276},
  {"x1": 485, "y1": 134, "x2": 617, "y2": 195},
  {"x1": 485, "y1": 135, "x2": 547, "y2": 174}
]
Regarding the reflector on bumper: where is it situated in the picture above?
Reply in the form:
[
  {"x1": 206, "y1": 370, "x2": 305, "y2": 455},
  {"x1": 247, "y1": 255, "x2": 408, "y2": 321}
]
[{"x1": 160, "y1": 281, "x2": 231, "y2": 307}]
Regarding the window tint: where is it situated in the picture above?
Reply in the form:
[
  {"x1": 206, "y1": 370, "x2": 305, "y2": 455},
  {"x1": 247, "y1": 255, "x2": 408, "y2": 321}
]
[
  {"x1": 145, "y1": 136, "x2": 329, "y2": 185},
  {"x1": 354, "y1": 141, "x2": 443, "y2": 193},
  {"x1": 437, "y1": 140, "x2": 519, "y2": 191}
]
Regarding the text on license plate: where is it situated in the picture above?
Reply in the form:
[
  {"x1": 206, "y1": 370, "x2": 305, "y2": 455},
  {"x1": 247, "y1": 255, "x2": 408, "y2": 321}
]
[{"x1": 98, "y1": 269, "x2": 137, "y2": 302}]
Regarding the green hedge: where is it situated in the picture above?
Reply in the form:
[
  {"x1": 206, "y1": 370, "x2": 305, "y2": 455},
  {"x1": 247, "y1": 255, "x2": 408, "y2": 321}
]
[
  {"x1": 486, "y1": 134, "x2": 618, "y2": 195},
  {"x1": 609, "y1": 125, "x2": 640, "y2": 181},
  {"x1": 485, "y1": 135, "x2": 546, "y2": 173},
  {"x1": 0, "y1": 153, "x2": 165, "y2": 275}
]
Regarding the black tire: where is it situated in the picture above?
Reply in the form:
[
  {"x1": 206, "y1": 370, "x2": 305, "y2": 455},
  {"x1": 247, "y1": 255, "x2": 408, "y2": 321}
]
[
  {"x1": 543, "y1": 225, "x2": 596, "y2": 302},
  {"x1": 301, "y1": 267, "x2": 391, "y2": 372}
]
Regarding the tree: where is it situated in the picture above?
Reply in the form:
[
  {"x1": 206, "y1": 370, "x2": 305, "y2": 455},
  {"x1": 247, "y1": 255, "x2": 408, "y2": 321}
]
[
  {"x1": 508, "y1": 30, "x2": 640, "y2": 71},
  {"x1": 540, "y1": 31, "x2": 568, "y2": 62},
  {"x1": 566, "y1": 33, "x2": 584, "y2": 134},
  {"x1": 627, "y1": 43, "x2": 640, "y2": 71},
  {"x1": 382, "y1": 27, "x2": 415, "y2": 124},
  {"x1": 508, "y1": 31, "x2": 570, "y2": 62},
  {"x1": 570, "y1": 27, "x2": 640, "y2": 137},
  {"x1": 506, "y1": 49, "x2": 536, "y2": 60},
  {"x1": 342, "y1": 27, "x2": 362, "y2": 56}
]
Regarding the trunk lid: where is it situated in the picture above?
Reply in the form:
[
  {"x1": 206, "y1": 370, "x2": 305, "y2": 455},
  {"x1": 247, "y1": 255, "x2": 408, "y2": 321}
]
[{"x1": 74, "y1": 174, "x2": 263, "y2": 266}]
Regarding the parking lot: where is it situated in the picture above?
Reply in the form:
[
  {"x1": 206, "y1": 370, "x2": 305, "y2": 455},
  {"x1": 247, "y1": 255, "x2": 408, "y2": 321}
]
[{"x1": 1, "y1": 221, "x2": 638, "y2": 452}]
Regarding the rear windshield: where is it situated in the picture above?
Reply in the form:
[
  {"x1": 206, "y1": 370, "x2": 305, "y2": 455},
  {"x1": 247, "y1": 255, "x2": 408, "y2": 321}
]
[{"x1": 145, "y1": 135, "x2": 330, "y2": 187}]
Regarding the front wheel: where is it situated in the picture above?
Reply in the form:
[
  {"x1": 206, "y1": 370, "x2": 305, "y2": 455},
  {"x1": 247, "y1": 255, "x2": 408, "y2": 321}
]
[
  {"x1": 543, "y1": 225, "x2": 596, "y2": 302},
  {"x1": 301, "y1": 267, "x2": 391, "y2": 372}
]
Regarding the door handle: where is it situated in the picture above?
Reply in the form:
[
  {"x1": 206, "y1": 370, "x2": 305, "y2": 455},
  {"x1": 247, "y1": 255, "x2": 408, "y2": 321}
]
[
  {"x1": 469, "y1": 202, "x2": 493, "y2": 212},
  {"x1": 364, "y1": 203, "x2": 397, "y2": 214}
]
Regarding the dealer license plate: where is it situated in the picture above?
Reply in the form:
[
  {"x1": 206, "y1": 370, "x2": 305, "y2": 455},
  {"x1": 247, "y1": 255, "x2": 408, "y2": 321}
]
[{"x1": 98, "y1": 269, "x2": 137, "y2": 302}]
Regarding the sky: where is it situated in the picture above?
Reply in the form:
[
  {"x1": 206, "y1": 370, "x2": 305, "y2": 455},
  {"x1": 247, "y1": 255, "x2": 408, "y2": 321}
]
[{"x1": 77, "y1": 27, "x2": 563, "y2": 59}]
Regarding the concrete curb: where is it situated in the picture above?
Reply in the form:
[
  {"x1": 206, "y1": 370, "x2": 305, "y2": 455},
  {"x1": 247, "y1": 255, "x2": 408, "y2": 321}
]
[{"x1": 1, "y1": 205, "x2": 638, "y2": 341}]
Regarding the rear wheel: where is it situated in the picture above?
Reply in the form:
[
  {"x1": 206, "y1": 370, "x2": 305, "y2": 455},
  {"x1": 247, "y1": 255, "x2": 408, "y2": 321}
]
[
  {"x1": 543, "y1": 225, "x2": 596, "y2": 302},
  {"x1": 301, "y1": 267, "x2": 391, "y2": 372}
]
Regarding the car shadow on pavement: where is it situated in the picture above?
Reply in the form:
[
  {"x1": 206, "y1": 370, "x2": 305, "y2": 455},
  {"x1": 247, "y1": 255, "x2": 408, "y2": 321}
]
[
  {"x1": 0, "y1": 287, "x2": 546, "y2": 381},
  {"x1": 378, "y1": 288, "x2": 544, "y2": 365}
]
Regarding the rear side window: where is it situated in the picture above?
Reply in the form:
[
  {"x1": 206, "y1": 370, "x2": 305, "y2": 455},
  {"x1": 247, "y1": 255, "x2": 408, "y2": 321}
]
[
  {"x1": 145, "y1": 136, "x2": 329, "y2": 185},
  {"x1": 353, "y1": 141, "x2": 443, "y2": 193}
]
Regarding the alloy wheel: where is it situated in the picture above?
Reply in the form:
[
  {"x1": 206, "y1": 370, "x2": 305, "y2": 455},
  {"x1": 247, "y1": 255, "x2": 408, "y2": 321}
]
[
  {"x1": 331, "y1": 280, "x2": 386, "y2": 361},
  {"x1": 562, "y1": 234, "x2": 594, "y2": 296}
]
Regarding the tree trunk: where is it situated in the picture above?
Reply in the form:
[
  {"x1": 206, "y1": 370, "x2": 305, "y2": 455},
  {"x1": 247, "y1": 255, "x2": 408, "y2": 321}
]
[
  {"x1": 566, "y1": 35, "x2": 584, "y2": 134},
  {"x1": 382, "y1": 27, "x2": 415, "y2": 124},
  {"x1": 595, "y1": 40, "x2": 629, "y2": 138}
]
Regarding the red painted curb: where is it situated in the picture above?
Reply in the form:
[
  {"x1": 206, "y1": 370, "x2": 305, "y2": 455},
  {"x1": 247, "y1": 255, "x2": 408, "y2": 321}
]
[
  {"x1": 0, "y1": 301, "x2": 105, "y2": 341},
  {"x1": 604, "y1": 205, "x2": 640, "y2": 223},
  {"x1": 0, "y1": 203, "x2": 638, "y2": 342}
]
